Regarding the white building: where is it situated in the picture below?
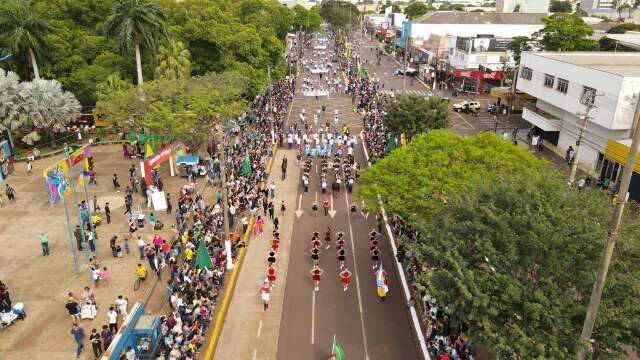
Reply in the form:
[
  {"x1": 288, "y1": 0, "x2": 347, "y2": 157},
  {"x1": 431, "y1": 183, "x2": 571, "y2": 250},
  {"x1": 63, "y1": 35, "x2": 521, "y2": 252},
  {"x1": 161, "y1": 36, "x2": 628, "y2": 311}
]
[
  {"x1": 496, "y1": 0, "x2": 550, "y2": 13},
  {"x1": 516, "y1": 52, "x2": 640, "y2": 183},
  {"x1": 402, "y1": 12, "x2": 544, "y2": 80}
]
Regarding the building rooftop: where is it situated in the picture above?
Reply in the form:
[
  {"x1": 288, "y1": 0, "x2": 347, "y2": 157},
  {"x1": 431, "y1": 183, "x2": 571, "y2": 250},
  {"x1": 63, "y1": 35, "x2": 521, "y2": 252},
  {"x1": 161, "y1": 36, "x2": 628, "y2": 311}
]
[
  {"x1": 415, "y1": 11, "x2": 545, "y2": 25},
  {"x1": 524, "y1": 52, "x2": 640, "y2": 77},
  {"x1": 606, "y1": 32, "x2": 640, "y2": 51}
]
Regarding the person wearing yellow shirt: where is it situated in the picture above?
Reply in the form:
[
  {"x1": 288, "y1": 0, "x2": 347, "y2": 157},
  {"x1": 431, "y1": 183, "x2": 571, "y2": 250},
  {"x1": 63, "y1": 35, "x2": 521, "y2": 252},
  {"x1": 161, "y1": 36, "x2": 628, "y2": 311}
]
[
  {"x1": 135, "y1": 263, "x2": 147, "y2": 280},
  {"x1": 181, "y1": 233, "x2": 188, "y2": 245},
  {"x1": 185, "y1": 247, "x2": 193, "y2": 261}
]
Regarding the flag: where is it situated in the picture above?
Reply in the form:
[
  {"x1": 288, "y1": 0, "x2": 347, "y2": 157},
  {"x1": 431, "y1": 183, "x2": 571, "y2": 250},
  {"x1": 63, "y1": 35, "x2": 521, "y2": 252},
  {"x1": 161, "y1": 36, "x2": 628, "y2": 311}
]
[
  {"x1": 145, "y1": 143, "x2": 154, "y2": 159},
  {"x1": 331, "y1": 334, "x2": 346, "y2": 360},
  {"x1": 376, "y1": 264, "x2": 389, "y2": 297},
  {"x1": 194, "y1": 240, "x2": 213, "y2": 270},
  {"x1": 240, "y1": 154, "x2": 252, "y2": 176}
]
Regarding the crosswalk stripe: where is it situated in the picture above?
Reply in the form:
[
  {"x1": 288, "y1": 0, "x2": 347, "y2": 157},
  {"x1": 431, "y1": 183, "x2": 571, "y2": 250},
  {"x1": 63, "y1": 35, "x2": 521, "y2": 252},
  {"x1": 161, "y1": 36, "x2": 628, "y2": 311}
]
[{"x1": 378, "y1": 90, "x2": 431, "y2": 96}]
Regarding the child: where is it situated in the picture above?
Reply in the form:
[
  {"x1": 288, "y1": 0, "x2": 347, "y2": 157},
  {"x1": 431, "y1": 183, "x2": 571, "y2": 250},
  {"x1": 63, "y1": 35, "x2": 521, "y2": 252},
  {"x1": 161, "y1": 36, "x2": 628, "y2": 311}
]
[
  {"x1": 280, "y1": 200, "x2": 286, "y2": 214},
  {"x1": 100, "y1": 266, "x2": 110, "y2": 285},
  {"x1": 116, "y1": 245, "x2": 123, "y2": 258},
  {"x1": 123, "y1": 236, "x2": 130, "y2": 254}
]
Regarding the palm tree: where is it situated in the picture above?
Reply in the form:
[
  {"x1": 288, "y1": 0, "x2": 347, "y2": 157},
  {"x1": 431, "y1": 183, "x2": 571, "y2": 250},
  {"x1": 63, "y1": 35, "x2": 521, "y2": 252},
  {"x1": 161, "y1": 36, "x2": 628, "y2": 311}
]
[
  {"x1": 96, "y1": 72, "x2": 132, "y2": 101},
  {"x1": 104, "y1": 0, "x2": 169, "y2": 87},
  {"x1": 155, "y1": 40, "x2": 191, "y2": 80},
  {"x1": 17, "y1": 79, "x2": 81, "y2": 146},
  {"x1": 0, "y1": 0, "x2": 51, "y2": 80}
]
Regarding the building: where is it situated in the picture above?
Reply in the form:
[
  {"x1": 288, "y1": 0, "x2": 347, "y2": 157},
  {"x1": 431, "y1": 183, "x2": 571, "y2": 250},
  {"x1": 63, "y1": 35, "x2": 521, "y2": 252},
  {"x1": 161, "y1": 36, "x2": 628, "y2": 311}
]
[
  {"x1": 578, "y1": 0, "x2": 636, "y2": 19},
  {"x1": 400, "y1": 12, "x2": 544, "y2": 91},
  {"x1": 496, "y1": 0, "x2": 550, "y2": 13},
  {"x1": 516, "y1": 52, "x2": 640, "y2": 195}
]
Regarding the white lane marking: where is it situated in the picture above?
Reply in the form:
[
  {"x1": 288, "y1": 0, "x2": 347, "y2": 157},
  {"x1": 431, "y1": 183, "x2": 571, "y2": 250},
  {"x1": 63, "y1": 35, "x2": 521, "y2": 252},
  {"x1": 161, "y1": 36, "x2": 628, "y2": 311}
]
[
  {"x1": 295, "y1": 194, "x2": 304, "y2": 218},
  {"x1": 329, "y1": 195, "x2": 337, "y2": 218},
  {"x1": 311, "y1": 290, "x2": 316, "y2": 344},
  {"x1": 257, "y1": 320, "x2": 263, "y2": 338},
  {"x1": 252, "y1": 348, "x2": 257, "y2": 360},
  {"x1": 345, "y1": 190, "x2": 370, "y2": 360},
  {"x1": 315, "y1": 191, "x2": 318, "y2": 204}
]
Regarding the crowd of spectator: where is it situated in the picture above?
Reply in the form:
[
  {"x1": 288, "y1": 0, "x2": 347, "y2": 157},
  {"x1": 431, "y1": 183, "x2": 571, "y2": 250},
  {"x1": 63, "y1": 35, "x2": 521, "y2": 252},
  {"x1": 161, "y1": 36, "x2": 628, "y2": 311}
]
[{"x1": 154, "y1": 77, "x2": 295, "y2": 360}]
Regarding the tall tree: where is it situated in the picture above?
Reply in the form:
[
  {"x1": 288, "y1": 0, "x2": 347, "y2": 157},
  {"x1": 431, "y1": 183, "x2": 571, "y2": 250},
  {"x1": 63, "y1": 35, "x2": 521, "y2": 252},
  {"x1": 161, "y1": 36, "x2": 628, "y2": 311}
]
[
  {"x1": 104, "y1": 0, "x2": 169, "y2": 87},
  {"x1": 534, "y1": 14, "x2": 598, "y2": 51},
  {"x1": 357, "y1": 131, "x2": 640, "y2": 357},
  {"x1": 384, "y1": 94, "x2": 449, "y2": 141},
  {"x1": 0, "y1": 0, "x2": 51, "y2": 80},
  {"x1": 404, "y1": 2, "x2": 430, "y2": 20},
  {"x1": 155, "y1": 40, "x2": 191, "y2": 80},
  {"x1": 549, "y1": 0, "x2": 573, "y2": 12}
]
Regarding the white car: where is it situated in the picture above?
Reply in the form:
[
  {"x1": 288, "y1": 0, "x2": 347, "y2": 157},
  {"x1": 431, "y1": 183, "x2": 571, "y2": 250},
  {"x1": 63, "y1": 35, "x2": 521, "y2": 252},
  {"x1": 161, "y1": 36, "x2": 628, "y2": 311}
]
[
  {"x1": 453, "y1": 100, "x2": 481, "y2": 112},
  {"x1": 395, "y1": 67, "x2": 417, "y2": 76}
]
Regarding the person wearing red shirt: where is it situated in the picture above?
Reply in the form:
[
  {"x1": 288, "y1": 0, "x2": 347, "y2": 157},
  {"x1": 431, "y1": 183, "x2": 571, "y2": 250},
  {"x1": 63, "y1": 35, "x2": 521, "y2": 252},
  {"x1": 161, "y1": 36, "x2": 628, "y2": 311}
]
[
  {"x1": 310, "y1": 264, "x2": 324, "y2": 291},
  {"x1": 267, "y1": 265, "x2": 277, "y2": 288},
  {"x1": 339, "y1": 268, "x2": 352, "y2": 292}
]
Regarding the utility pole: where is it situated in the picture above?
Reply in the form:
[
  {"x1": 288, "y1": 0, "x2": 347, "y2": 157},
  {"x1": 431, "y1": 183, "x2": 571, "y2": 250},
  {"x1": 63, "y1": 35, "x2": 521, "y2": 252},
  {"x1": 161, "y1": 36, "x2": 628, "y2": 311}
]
[
  {"x1": 216, "y1": 124, "x2": 234, "y2": 270},
  {"x1": 402, "y1": 35, "x2": 409, "y2": 91},
  {"x1": 568, "y1": 91, "x2": 596, "y2": 185},
  {"x1": 504, "y1": 63, "x2": 520, "y2": 136},
  {"x1": 577, "y1": 93, "x2": 640, "y2": 359},
  {"x1": 64, "y1": 143, "x2": 92, "y2": 280}
]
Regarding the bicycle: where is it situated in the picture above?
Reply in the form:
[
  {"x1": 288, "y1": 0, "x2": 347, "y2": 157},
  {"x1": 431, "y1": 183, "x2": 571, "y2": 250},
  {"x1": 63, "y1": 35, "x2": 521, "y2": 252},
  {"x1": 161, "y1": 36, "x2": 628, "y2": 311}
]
[{"x1": 133, "y1": 276, "x2": 146, "y2": 291}]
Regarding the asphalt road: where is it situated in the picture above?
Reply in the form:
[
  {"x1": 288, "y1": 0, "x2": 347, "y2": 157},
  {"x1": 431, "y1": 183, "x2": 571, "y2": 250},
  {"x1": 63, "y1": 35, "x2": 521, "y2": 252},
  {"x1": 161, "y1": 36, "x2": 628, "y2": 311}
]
[{"x1": 276, "y1": 40, "x2": 420, "y2": 360}]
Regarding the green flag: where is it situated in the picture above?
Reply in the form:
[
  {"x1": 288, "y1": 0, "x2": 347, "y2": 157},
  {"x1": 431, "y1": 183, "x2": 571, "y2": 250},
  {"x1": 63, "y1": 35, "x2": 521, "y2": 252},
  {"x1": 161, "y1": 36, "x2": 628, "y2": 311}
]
[
  {"x1": 331, "y1": 334, "x2": 346, "y2": 360},
  {"x1": 240, "y1": 154, "x2": 252, "y2": 176},
  {"x1": 194, "y1": 240, "x2": 213, "y2": 270}
]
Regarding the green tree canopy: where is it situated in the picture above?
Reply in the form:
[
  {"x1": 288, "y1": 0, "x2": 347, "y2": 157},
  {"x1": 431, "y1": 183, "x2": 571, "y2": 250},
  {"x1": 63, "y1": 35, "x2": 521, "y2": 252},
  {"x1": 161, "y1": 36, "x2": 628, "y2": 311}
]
[
  {"x1": 293, "y1": 5, "x2": 322, "y2": 33},
  {"x1": 155, "y1": 40, "x2": 191, "y2": 80},
  {"x1": 549, "y1": 0, "x2": 573, "y2": 12},
  {"x1": 0, "y1": 0, "x2": 52, "y2": 80},
  {"x1": 99, "y1": 71, "x2": 249, "y2": 149},
  {"x1": 320, "y1": 0, "x2": 360, "y2": 29},
  {"x1": 507, "y1": 36, "x2": 533, "y2": 64},
  {"x1": 404, "y1": 2, "x2": 430, "y2": 19},
  {"x1": 384, "y1": 94, "x2": 449, "y2": 141},
  {"x1": 534, "y1": 14, "x2": 598, "y2": 51},
  {"x1": 357, "y1": 131, "x2": 640, "y2": 357}
]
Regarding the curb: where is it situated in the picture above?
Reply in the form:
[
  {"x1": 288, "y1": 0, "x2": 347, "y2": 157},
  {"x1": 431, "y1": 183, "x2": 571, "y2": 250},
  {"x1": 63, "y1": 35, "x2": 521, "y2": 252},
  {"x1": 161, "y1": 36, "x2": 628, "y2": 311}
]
[{"x1": 204, "y1": 143, "x2": 278, "y2": 359}]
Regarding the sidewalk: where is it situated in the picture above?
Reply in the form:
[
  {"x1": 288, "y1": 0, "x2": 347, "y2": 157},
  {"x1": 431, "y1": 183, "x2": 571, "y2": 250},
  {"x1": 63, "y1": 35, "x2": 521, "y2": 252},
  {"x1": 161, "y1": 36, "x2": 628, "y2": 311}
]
[{"x1": 213, "y1": 149, "x2": 300, "y2": 360}]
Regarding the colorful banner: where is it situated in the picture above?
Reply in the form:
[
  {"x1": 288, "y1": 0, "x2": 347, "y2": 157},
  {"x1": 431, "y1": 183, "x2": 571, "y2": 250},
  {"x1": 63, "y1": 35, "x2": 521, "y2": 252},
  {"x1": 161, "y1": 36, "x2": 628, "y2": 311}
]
[{"x1": 143, "y1": 147, "x2": 172, "y2": 186}]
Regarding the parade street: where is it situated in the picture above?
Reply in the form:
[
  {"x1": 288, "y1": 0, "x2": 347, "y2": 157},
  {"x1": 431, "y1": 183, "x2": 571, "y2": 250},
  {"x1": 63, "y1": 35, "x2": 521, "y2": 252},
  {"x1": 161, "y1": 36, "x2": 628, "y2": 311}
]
[{"x1": 275, "y1": 41, "x2": 419, "y2": 360}]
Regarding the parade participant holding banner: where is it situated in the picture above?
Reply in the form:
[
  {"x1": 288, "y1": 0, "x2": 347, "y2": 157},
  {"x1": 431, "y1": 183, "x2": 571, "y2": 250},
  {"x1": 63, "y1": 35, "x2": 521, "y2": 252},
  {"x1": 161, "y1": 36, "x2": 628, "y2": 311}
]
[{"x1": 376, "y1": 264, "x2": 389, "y2": 301}]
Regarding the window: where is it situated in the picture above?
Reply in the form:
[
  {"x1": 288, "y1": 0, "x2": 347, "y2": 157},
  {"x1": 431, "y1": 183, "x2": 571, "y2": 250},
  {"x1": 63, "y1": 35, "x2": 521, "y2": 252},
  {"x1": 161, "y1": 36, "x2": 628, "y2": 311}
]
[
  {"x1": 520, "y1": 67, "x2": 533, "y2": 80},
  {"x1": 556, "y1": 78, "x2": 569, "y2": 94},
  {"x1": 544, "y1": 74, "x2": 555, "y2": 88},
  {"x1": 580, "y1": 86, "x2": 597, "y2": 105}
]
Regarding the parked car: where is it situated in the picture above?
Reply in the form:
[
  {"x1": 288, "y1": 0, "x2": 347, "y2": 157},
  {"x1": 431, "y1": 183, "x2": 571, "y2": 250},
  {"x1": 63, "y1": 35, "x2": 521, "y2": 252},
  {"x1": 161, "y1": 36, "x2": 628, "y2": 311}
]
[
  {"x1": 453, "y1": 100, "x2": 481, "y2": 112},
  {"x1": 394, "y1": 67, "x2": 417, "y2": 76}
]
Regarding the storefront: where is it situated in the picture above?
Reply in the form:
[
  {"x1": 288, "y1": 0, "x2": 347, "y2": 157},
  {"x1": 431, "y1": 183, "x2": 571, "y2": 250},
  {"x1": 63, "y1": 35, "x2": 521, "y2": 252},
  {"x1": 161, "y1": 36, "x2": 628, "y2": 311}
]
[
  {"x1": 451, "y1": 69, "x2": 504, "y2": 94},
  {"x1": 604, "y1": 139, "x2": 640, "y2": 200}
]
